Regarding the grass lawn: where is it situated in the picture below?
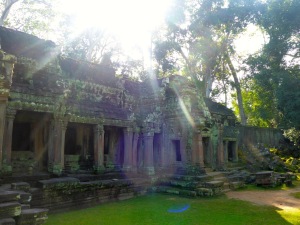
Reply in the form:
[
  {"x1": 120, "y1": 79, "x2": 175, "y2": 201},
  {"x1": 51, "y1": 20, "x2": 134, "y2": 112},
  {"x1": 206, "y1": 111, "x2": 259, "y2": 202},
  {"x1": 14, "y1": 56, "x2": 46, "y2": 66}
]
[{"x1": 46, "y1": 194, "x2": 298, "y2": 225}]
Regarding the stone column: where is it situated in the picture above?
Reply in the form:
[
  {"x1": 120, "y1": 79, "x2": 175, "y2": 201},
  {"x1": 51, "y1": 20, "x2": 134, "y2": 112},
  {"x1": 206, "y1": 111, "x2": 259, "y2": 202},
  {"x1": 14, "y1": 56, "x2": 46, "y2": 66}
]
[
  {"x1": 0, "y1": 97, "x2": 7, "y2": 171},
  {"x1": 2, "y1": 108, "x2": 16, "y2": 173},
  {"x1": 224, "y1": 140, "x2": 229, "y2": 164},
  {"x1": 232, "y1": 141, "x2": 238, "y2": 162},
  {"x1": 144, "y1": 132, "x2": 155, "y2": 175},
  {"x1": 131, "y1": 129, "x2": 139, "y2": 172},
  {"x1": 47, "y1": 120, "x2": 54, "y2": 171},
  {"x1": 217, "y1": 125, "x2": 225, "y2": 169},
  {"x1": 192, "y1": 131, "x2": 204, "y2": 167},
  {"x1": 123, "y1": 127, "x2": 133, "y2": 171},
  {"x1": 93, "y1": 124, "x2": 105, "y2": 173},
  {"x1": 50, "y1": 116, "x2": 68, "y2": 175}
]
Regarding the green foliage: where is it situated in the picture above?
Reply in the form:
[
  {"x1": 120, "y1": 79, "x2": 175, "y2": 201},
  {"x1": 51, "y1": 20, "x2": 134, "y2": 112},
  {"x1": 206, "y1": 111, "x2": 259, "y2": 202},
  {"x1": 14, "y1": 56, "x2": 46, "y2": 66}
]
[
  {"x1": 1, "y1": 0, "x2": 59, "y2": 38},
  {"x1": 284, "y1": 128, "x2": 300, "y2": 146},
  {"x1": 245, "y1": 0, "x2": 300, "y2": 128},
  {"x1": 291, "y1": 192, "x2": 300, "y2": 199},
  {"x1": 62, "y1": 27, "x2": 120, "y2": 64},
  {"x1": 232, "y1": 79, "x2": 277, "y2": 127}
]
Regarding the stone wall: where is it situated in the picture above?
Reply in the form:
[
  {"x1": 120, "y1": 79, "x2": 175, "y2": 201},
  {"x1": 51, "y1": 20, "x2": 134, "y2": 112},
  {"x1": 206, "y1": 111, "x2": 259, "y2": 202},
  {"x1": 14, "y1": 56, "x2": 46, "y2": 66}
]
[{"x1": 238, "y1": 126, "x2": 283, "y2": 149}]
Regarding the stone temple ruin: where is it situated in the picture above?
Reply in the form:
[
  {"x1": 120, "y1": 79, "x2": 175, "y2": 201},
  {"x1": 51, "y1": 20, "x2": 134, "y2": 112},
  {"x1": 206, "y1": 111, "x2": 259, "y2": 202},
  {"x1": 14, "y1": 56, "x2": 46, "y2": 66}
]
[
  {"x1": 0, "y1": 27, "x2": 284, "y2": 222},
  {"x1": 0, "y1": 26, "x2": 244, "y2": 176}
]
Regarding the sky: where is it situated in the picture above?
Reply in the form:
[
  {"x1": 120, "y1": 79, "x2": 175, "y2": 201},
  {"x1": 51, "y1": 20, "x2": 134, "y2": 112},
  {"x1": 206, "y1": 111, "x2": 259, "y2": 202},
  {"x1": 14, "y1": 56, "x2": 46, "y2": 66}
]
[{"x1": 58, "y1": 0, "x2": 173, "y2": 51}]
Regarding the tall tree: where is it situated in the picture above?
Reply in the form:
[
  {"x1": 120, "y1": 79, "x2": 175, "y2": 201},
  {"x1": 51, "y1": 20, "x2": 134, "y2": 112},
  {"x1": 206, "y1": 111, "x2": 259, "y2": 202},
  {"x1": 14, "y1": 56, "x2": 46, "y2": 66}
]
[
  {"x1": 0, "y1": 0, "x2": 58, "y2": 37},
  {"x1": 154, "y1": 0, "x2": 262, "y2": 125},
  {"x1": 62, "y1": 27, "x2": 121, "y2": 64},
  {"x1": 248, "y1": 0, "x2": 300, "y2": 128}
]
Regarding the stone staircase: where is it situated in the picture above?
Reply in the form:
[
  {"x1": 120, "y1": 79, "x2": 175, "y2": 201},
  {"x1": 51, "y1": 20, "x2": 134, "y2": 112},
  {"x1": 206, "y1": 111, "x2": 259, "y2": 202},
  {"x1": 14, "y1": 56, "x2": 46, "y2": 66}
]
[
  {"x1": 151, "y1": 166, "x2": 247, "y2": 198},
  {"x1": 0, "y1": 182, "x2": 48, "y2": 225}
]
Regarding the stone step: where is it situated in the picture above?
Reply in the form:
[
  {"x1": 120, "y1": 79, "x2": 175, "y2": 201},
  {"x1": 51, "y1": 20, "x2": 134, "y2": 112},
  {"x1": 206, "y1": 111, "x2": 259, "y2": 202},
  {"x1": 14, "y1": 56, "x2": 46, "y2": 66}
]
[
  {"x1": 0, "y1": 191, "x2": 20, "y2": 203},
  {"x1": 154, "y1": 186, "x2": 197, "y2": 197},
  {"x1": 160, "y1": 180, "x2": 199, "y2": 190},
  {"x1": 15, "y1": 208, "x2": 48, "y2": 225},
  {"x1": 206, "y1": 172, "x2": 228, "y2": 179},
  {"x1": 0, "y1": 218, "x2": 15, "y2": 225},
  {"x1": 0, "y1": 202, "x2": 21, "y2": 219},
  {"x1": 229, "y1": 181, "x2": 245, "y2": 190},
  {"x1": 11, "y1": 183, "x2": 30, "y2": 192},
  {"x1": 222, "y1": 188, "x2": 231, "y2": 193},
  {"x1": 204, "y1": 181, "x2": 224, "y2": 188}
]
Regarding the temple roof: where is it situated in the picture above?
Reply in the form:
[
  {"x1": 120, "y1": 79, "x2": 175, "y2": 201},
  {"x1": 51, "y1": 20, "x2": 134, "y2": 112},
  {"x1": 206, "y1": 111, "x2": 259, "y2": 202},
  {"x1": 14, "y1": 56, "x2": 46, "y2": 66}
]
[
  {"x1": 0, "y1": 26, "x2": 57, "y2": 60},
  {"x1": 204, "y1": 98, "x2": 235, "y2": 117}
]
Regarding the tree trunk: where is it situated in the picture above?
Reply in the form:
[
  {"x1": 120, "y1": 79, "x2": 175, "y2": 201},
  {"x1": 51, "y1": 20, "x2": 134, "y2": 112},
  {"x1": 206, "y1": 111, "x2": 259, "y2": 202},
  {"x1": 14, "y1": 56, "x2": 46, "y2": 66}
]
[
  {"x1": 204, "y1": 68, "x2": 213, "y2": 98},
  {"x1": 225, "y1": 53, "x2": 247, "y2": 125},
  {"x1": 0, "y1": 0, "x2": 20, "y2": 26}
]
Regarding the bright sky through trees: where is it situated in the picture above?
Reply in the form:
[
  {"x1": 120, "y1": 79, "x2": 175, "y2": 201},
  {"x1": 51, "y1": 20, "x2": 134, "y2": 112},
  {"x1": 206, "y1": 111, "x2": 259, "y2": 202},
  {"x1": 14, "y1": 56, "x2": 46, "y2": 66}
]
[{"x1": 59, "y1": 0, "x2": 172, "y2": 52}]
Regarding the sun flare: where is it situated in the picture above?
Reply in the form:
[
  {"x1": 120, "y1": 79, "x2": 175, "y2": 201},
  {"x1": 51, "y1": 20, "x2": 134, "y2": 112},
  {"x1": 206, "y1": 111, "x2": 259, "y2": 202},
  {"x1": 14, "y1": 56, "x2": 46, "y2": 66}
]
[{"x1": 60, "y1": 0, "x2": 172, "y2": 50}]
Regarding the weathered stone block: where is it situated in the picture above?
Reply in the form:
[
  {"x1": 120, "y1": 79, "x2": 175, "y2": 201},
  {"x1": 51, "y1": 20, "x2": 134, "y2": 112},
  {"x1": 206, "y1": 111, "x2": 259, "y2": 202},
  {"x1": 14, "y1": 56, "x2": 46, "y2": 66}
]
[
  {"x1": 15, "y1": 208, "x2": 48, "y2": 225},
  {"x1": 229, "y1": 181, "x2": 245, "y2": 190},
  {"x1": 37, "y1": 178, "x2": 80, "y2": 189},
  {"x1": 11, "y1": 183, "x2": 30, "y2": 192},
  {"x1": 0, "y1": 218, "x2": 15, "y2": 225},
  {"x1": 0, "y1": 192, "x2": 20, "y2": 203},
  {"x1": 0, "y1": 202, "x2": 21, "y2": 219},
  {"x1": 196, "y1": 188, "x2": 213, "y2": 197},
  {"x1": 166, "y1": 189, "x2": 179, "y2": 195},
  {"x1": 16, "y1": 192, "x2": 31, "y2": 204},
  {"x1": 204, "y1": 181, "x2": 224, "y2": 188},
  {"x1": 179, "y1": 190, "x2": 197, "y2": 197}
]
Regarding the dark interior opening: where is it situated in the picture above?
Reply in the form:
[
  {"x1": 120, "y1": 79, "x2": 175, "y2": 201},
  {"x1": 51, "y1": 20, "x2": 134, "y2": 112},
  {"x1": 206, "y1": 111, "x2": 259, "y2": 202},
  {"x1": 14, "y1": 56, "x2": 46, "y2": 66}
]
[
  {"x1": 153, "y1": 133, "x2": 161, "y2": 167},
  {"x1": 65, "y1": 126, "x2": 77, "y2": 154},
  {"x1": 228, "y1": 141, "x2": 235, "y2": 161},
  {"x1": 202, "y1": 137, "x2": 209, "y2": 164},
  {"x1": 172, "y1": 140, "x2": 181, "y2": 161},
  {"x1": 12, "y1": 123, "x2": 31, "y2": 151},
  {"x1": 104, "y1": 131, "x2": 110, "y2": 155}
]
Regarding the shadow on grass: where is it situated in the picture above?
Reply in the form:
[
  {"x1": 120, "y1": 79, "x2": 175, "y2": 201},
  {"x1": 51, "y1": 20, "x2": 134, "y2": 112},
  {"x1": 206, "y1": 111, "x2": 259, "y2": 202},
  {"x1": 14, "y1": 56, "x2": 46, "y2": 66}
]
[{"x1": 46, "y1": 194, "x2": 295, "y2": 225}]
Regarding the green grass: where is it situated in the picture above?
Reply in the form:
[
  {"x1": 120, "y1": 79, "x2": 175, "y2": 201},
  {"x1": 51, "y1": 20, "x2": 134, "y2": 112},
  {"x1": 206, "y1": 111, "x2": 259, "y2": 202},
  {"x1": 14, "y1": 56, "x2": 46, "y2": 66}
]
[
  {"x1": 46, "y1": 194, "x2": 299, "y2": 225},
  {"x1": 291, "y1": 192, "x2": 300, "y2": 199}
]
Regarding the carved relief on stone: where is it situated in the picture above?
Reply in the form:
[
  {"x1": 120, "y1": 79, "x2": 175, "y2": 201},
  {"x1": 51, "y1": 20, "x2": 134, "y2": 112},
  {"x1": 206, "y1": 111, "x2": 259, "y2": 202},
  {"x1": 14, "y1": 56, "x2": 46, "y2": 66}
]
[{"x1": 0, "y1": 50, "x2": 16, "y2": 96}]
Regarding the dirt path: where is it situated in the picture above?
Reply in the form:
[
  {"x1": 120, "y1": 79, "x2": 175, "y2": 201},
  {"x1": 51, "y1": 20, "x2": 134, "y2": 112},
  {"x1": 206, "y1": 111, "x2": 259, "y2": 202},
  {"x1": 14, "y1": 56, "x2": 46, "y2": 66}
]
[{"x1": 226, "y1": 185, "x2": 300, "y2": 210}]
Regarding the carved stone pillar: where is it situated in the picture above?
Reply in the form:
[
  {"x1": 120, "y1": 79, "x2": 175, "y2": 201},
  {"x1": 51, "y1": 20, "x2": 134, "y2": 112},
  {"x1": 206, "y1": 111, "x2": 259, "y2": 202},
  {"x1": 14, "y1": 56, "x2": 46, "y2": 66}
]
[
  {"x1": 123, "y1": 127, "x2": 133, "y2": 171},
  {"x1": 50, "y1": 116, "x2": 68, "y2": 175},
  {"x1": 131, "y1": 128, "x2": 140, "y2": 172},
  {"x1": 0, "y1": 51, "x2": 16, "y2": 172},
  {"x1": 192, "y1": 130, "x2": 204, "y2": 167},
  {"x1": 224, "y1": 140, "x2": 229, "y2": 164},
  {"x1": 2, "y1": 108, "x2": 16, "y2": 173},
  {"x1": 93, "y1": 124, "x2": 105, "y2": 173},
  {"x1": 232, "y1": 141, "x2": 238, "y2": 162},
  {"x1": 47, "y1": 120, "x2": 54, "y2": 171},
  {"x1": 144, "y1": 132, "x2": 155, "y2": 175},
  {"x1": 0, "y1": 97, "x2": 7, "y2": 171},
  {"x1": 217, "y1": 125, "x2": 225, "y2": 169}
]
